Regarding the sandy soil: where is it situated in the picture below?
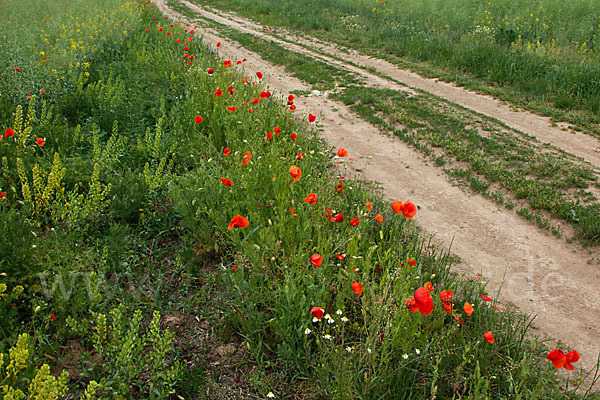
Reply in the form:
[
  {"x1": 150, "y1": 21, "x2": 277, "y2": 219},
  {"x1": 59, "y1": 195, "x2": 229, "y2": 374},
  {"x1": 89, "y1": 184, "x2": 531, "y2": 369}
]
[{"x1": 152, "y1": 0, "x2": 600, "y2": 384}]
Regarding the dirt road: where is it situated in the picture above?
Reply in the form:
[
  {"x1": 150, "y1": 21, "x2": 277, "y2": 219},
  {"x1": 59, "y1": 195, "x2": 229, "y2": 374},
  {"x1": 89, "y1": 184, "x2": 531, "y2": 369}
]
[{"x1": 153, "y1": 0, "x2": 600, "y2": 380}]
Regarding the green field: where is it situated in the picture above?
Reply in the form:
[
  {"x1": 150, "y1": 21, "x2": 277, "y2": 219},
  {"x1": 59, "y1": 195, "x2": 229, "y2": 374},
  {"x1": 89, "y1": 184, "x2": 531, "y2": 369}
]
[{"x1": 0, "y1": 0, "x2": 598, "y2": 398}]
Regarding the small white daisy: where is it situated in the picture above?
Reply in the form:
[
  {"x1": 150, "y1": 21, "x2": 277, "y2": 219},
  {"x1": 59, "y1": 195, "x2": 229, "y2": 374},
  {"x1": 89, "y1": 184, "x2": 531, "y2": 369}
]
[
  {"x1": 346, "y1": 346, "x2": 353, "y2": 352},
  {"x1": 402, "y1": 353, "x2": 409, "y2": 359},
  {"x1": 305, "y1": 328, "x2": 312, "y2": 335},
  {"x1": 324, "y1": 314, "x2": 331, "y2": 320},
  {"x1": 367, "y1": 348, "x2": 372, "y2": 353},
  {"x1": 312, "y1": 317, "x2": 319, "y2": 323},
  {"x1": 415, "y1": 348, "x2": 420, "y2": 355},
  {"x1": 327, "y1": 318, "x2": 335, "y2": 324},
  {"x1": 336, "y1": 309, "x2": 343, "y2": 315},
  {"x1": 324, "y1": 334, "x2": 332, "y2": 340},
  {"x1": 341, "y1": 316, "x2": 348, "y2": 322},
  {"x1": 267, "y1": 392, "x2": 276, "y2": 398}
]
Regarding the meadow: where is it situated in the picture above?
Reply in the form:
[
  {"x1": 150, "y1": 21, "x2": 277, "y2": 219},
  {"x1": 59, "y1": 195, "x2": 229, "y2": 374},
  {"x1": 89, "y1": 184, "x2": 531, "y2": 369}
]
[
  {"x1": 190, "y1": 0, "x2": 600, "y2": 134},
  {"x1": 0, "y1": 0, "x2": 599, "y2": 398}
]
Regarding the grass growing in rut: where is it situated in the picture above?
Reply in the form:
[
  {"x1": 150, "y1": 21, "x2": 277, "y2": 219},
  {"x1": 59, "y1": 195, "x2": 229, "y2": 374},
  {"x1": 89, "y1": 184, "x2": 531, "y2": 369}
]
[
  {"x1": 1, "y1": 0, "x2": 599, "y2": 398},
  {"x1": 189, "y1": 0, "x2": 600, "y2": 134},
  {"x1": 330, "y1": 86, "x2": 600, "y2": 242}
]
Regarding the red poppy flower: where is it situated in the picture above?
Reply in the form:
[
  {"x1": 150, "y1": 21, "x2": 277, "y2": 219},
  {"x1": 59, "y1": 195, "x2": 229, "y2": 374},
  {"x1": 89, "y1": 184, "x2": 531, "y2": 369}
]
[
  {"x1": 14, "y1": 67, "x2": 21, "y2": 72},
  {"x1": 310, "y1": 254, "x2": 322, "y2": 267},
  {"x1": 224, "y1": 60, "x2": 232, "y2": 67},
  {"x1": 350, "y1": 217, "x2": 359, "y2": 227},
  {"x1": 405, "y1": 297, "x2": 418, "y2": 312},
  {"x1": 158, "y1": 27, "x2": 163, "y2": 32},
  {"x1": 274, "y1": 125, "x2": 281, "y2": 135},
  {"x1": 375, "y1": 214, "x2": 383, "y2": 224},
  {"x1": 402, "y1": 200, "x2": 417, "y2": 218},
  {"x1": 310, "y1": 306, "x2": 325, "y2": 320},
  {"x1": 484, "y1": 331, "x2": 494, "y2": 344},
  {"x1": 5, "y1": 128, "x2": 15, "y2": 137},
  {"x1": 337, "y1": 148, "x2": 348, "y2": 157},
  {"x1": 50, "y1": 314, "x2": 57, "y2": 320},
  {"x1": 352, "y1": 281, "x2": 363, "y2": 295},
  {"x1": 194, "y1": 115, "x2": 203, "y2": 124},
  {"x1": 0, "y1": 192, "x2": 6, "y2": 199},
  {"x1": 289, "y1": 165, "x2": 301, "y2": 181},
  {"x1": 304, "y1": 193, "x2": 317, "y2": 205},
  {"x1": 228, "y1": 85, "x2": 234, "y2": 95},
  {"x1": 414, "y1": 287, "x2": 433, "y2": 315},
  {"x1": 325, "y1": 208, "x2": 332, "y2": 219},
  {"x1": 290, "y1": 133, "x2": 297, "y2": 142},
  {"x1": 250, "y1": 98, "x2": 259, "y2": 104},
  {"x1": 439, "y1": 290, "x2": 453, "y2": 305},
  {"x1": 392, "y1": 200, "x2": 403, "y2": 214},
  {"x1": 266, "y1": 132, "x2": 273, "y2": 142},
  {"x1": 214, "y1": 88, "x2": 223, "y2": 97},
  {"x1": 480, "y1": 295, "x2": 492, "y2": 302},
  {"x1": 219, "y1": 178, "x2": 233, "y2": 187},
  {"x1": 289, "y1": 104, "x2": 297, "y2": 111},
  {"x1": 226, "y1": 106, "x2": 236, "y2": 112},
  {"x1": 241, "y1": 151, "x2": 252, "y2": 165},
  {"x1": 228, "y1": 215, "x2": 249, "y2": 230},
  {"x1": 39, "y1": 88, "x2": 46, "y2": 95},
  {"x1": 308, "y1": 113, "x2": 316, "y2": 123},
  {"x1": 36, "y1": 138, "x2": 45, "y2": 147},
  {"x1": 365, "y1": 201, "x2": 373, "y2": 212},
  {"x1": 256, "y1": 71, "x2": 263, "y2": 80},
  {"x1": 565, "y1": 350, "x2": 580, "y2": 370},
  {"x1": 336, "y1": 254, "x2": 345, "y2": 260},
  {"x1": 464, "y1": 302, "x2": 474, "y2": 316},
  {"x1": 424, "y1": 282, "x2": 434, "y2": 292},
  {"x1": 407, "y1": 258, "x2": 416, "y2": 267},
  {"x1": 296, "y1": 153, "x2": 305, "y2": 160},
  {"x1": 288, "y1": 94, "x2": 295, "y2": 105},
  {"x1": 260, "y1": 90, "x2": 271, "y2": 99},
  {"x1": 224, "y1": 147, "x2": 231, "y2": 156},
  {"x1": 334, "y1": 213, "x2": 344, "y2": 223},
  {"x1": 208, "y1": 68, "x2": 214, "y2": 74},
  {"x1": 335, "y1": 181, "x2": 344, "y2": 193},
  {"x1": 547, "y1": 349, "x2": 566, "y2": 369},
  {"x1": 184, "y1": 46, "x2": 189, "y2": 51},
  {"x1": 217, "y1": 42, "x2": 222, "y2": 47},
  {"x1": 443, "y1": 303, "x2": 453, "y2": 313}
]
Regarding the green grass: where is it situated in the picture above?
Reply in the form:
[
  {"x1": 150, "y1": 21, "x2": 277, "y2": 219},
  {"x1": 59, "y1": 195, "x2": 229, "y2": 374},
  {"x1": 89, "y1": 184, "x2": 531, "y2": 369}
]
[
  {"x1": 189, "y1": 0, "x2": 600, "y2": 135},
  {"x1": 0, "y1": 0, "x2": 599, "y2": 398}
]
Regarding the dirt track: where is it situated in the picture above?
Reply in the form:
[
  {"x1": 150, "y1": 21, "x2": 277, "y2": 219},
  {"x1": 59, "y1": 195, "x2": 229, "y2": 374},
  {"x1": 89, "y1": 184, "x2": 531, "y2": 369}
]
[{"x1": 153, "y1": 0, "x2": 600, "y2": 380}]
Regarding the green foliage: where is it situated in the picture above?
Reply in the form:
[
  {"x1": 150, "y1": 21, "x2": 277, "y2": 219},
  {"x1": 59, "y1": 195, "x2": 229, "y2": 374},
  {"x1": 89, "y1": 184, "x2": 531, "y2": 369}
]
[{"x1": 67, "y1": 306, "x2": 181, "y2": 399}]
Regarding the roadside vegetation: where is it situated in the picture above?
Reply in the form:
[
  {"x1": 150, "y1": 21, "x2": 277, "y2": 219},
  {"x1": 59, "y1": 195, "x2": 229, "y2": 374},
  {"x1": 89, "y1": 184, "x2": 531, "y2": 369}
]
[
  {"x1": 190, "y1": 0, "x2": 600, "y2": 135},
  {"x1": 1, "y1": 0, "x2": 599, "y2": 399}
]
